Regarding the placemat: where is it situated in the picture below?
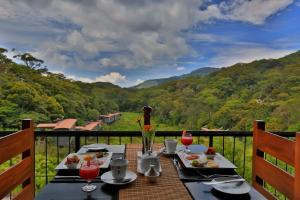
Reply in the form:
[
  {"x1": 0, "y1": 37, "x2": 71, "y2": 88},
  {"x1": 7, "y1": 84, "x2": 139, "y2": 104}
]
[{"x1": 119, "y1": 144, "x2": 192, "y2": 200}]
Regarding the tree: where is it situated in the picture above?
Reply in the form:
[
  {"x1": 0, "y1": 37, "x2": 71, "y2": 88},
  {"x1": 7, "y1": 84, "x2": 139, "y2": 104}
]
[{"x1": 13, "y1": 52, "x2": 44, "y2": 69}]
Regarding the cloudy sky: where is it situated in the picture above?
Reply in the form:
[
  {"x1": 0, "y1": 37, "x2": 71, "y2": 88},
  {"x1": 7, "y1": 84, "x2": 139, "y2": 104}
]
[{"x1": 1, "y1": 0, "x2": 300, "y2": 87}]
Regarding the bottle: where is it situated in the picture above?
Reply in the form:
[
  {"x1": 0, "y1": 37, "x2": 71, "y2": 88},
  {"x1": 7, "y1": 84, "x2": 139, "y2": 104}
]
[{"x1": 142, "y1": 106, "x2": 152, "y2": 154}]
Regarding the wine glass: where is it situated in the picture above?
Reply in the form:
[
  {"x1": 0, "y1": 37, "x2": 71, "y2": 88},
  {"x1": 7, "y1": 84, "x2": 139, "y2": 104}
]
[
  {"x1": 79, "y1": 161, "x2": 99, "y2": 193},
  {"x1": 181, "y1": 132, "x2": 193, "y2": 153}
]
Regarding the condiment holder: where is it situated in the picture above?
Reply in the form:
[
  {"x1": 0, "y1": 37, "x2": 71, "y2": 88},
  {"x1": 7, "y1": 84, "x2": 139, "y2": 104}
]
[{"x1": 145, "y1": 164, "x2": 160, "y2": 183}]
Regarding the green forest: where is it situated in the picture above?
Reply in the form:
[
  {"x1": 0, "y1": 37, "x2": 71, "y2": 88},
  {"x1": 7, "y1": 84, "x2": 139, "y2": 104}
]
[{"x1": 1, "y1": 47, "x2": 300, "y2": 131}]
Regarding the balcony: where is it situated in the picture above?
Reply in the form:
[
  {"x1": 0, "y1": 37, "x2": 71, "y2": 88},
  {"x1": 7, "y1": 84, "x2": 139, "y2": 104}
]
[{"x1": 0, "y1": 123, "x2": 298, "y2": 200}]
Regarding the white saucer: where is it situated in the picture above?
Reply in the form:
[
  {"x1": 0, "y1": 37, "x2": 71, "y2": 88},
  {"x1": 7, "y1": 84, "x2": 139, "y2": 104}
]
[
  {"x1": 162, "y1": 149, "x2": 176, "y2": 156},
  {"x1": 101, "y1": 170, "x2": 137, "y2": 185}
]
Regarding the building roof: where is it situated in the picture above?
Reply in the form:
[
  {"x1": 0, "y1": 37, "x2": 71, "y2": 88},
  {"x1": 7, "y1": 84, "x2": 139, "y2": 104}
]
[
  {"x1": 82, "y1": 121, "x2": 101, "y2": 131},
  {"x1": 99, "y1": 112, "x2": 121, "y2": 118},
  {"x1": 36, "y1": 123, "x2": 57, "y2": 129},
  {"x1": 54, "y1": 119, "x2": 77, "y2": 130}
]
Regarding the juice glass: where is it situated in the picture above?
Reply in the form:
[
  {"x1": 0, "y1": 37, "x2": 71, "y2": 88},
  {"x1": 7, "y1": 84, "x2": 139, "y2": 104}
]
[
  {"x1": 181, "y1": 132, "x2": 193, "y2": 153},
  {"x1": 79, "y1": 161, "x2": 99, "y2": 192}
]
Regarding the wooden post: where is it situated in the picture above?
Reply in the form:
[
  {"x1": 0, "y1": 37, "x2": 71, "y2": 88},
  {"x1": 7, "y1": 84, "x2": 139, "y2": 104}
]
[
  {"x1": 22, "y1": 119, "x2": 35, "y2": 197},
  {"x1": 252, "y1": 120, "x2": 265, "y2": 186},
  {"x1": 295, "y1": 133, "x2": 300, "y2": 199}
]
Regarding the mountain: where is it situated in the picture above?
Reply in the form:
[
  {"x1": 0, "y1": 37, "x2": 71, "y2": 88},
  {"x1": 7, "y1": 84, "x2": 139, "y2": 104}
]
[
  {"x1": 1, "y1": 48, "x2": 300, "y2": 131},
  {"x1": 133, "y1": 67, "x2": 218, "y2": 89},
  {"x1": 137, "y1": 50, "x2": 300, "y2": 131}
]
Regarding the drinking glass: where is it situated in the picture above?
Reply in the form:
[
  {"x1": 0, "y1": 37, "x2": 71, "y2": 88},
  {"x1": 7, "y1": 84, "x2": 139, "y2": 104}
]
[
  {"x1": 79, "y1": 161, "x2": 99, "y2": 192},
  {"x1": 181, "y1": 132, "x2": 193, "y2": 153}
]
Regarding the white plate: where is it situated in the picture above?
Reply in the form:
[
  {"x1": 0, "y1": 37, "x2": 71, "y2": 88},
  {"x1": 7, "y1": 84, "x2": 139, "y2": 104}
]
[
  {"x1": 212, "y1": 177, "x2": 251, "y2": 195},
  {"x1": 55, "y1": 152, "x2": 113, "y2": 170},
  {"x1": 176, "y1": 152, "x2": 237, "y2": 169},
  {"x1": 83, "y1": 144, "x2": 108, "y2": 151},
  {"x1": 101, "y1": 170, "x2": 137, "y2": 185}
]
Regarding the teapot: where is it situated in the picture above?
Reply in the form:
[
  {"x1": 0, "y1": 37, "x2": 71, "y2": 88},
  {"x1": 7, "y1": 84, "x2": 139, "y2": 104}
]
[{"x1": 140, "y1": 150, "x2": 161, "y2": 174}]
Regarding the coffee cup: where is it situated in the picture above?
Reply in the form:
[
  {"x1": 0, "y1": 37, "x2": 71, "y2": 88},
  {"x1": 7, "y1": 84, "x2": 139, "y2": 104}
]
[
  {"x1": 165, "y1": 139, "x2": 177, "y2": 154},
  {"x1": 110, "y1": 159, "x2": 128, "y2": 180}
]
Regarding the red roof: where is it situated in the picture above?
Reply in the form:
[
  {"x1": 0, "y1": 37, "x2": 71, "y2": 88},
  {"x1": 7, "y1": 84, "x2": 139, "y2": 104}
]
[
  {"x1": 54, "y1": 119, "x2": 77, "y2": 130},
  {"x1": 36, "y1": 123, "x2": 57, "y2": 129},
  {"x1": 82, "y1": 121, "x2": 101, "y2": 131}
]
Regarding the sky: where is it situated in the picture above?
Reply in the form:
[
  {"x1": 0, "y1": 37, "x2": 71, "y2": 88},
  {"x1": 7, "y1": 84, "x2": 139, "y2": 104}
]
[{"x1": 0, "y1": 0, "x2": 300, "y2": 87}]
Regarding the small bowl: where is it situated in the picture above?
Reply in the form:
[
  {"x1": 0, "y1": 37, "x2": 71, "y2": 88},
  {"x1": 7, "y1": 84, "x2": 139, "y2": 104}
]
[
  {"x1": 205, "y1": 154, "x2": 216, "y2": 160},
  {"x1": 65, "y1": 162, "x2": 78, "y2": 169}
]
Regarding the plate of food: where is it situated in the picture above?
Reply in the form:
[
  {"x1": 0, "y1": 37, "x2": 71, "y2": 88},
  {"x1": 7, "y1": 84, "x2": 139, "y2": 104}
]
[
  {"x1": 55, "y1": 152, "x2": 113, "y2": 170},
  {"x1": 176, "y1": 149, "x2": 236, "y2": 169}
]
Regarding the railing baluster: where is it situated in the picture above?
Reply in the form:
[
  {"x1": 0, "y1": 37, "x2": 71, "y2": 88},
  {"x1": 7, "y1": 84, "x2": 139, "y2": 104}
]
[
  {"x1": 68, "y1": 136, "x2": 71, "y2": 154},
  {"x1": 56, "y1": 136, "x2": 59, "y2": 165},
  {"x1": 232, "y1": 136, "x2": 236, "y2": 163},
  {"x1": 243, "y1": 136, "x2": 247, "y2": 177},
  {"x1": 96, "y1": 136, "x2": 99, "y2": 143},
  {"x1": 75, "y1": 136, "x2": 80, "y2": 152},
  {"x1": 45, "y1": 136, "x2": 48, "y2": 184},
  {"x1": 209, "y1": 135, "x2": 213, "y2": 147},
  {"x1": 222, "y1": 136, "x2": 225, "y2": 155},
  {"x1": 130, "y1": 136, "x2": 133, "y2": 144}
]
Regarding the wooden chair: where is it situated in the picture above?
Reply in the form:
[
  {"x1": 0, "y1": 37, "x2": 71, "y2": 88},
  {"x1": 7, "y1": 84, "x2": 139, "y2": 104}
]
[
  {"x1": 252, "y1": 120, "x2": 300, "y2": 200},
  {"x1": 0, "y1": 119, "x2": 35, "y2": 200}
]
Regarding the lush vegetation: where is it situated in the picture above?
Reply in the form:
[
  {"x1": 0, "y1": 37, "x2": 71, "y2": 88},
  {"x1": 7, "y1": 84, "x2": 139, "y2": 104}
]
[
  {"x1": 102, "y1": 112, "x2": 180, "y2": 131},
  {"x1": 1, "y1": 47, "x2": 300, "y2": 131},
  {"x1": 0, "y1": 48, "x2": 299, "y2": 199}
]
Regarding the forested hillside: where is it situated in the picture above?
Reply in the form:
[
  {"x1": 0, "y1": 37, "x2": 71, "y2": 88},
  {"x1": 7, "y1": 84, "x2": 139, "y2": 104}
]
[
  {"x1": 0, "y1": 48, "x2": 130, "y2": 128},
  {"x1": 126, "y1": 51, "x2": 300, "y2": 131},
  {"x1": 1, "y1": 48, "x2": 300, "y2": 131}
]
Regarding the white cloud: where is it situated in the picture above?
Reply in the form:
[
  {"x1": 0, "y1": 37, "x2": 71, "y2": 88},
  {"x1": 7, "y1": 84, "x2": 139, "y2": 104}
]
[
  {"x1": 176, "y1": 66, "x2": 185, "y2": 71},
  {"x1": 65, "y1": 72, "x2": 127, "y2": 85},
  {"x1": 219, "y1": 0, "x2": 293, "y2": 25},
  {"x1": 210, "y1": 46, "x2": 295, "y2": 68},
  {"x1": 135, "y1": 79, "x2": 144, "y2": 85},
  {"x1": 95, "y1": 72, "x2": 127, "y2": 84},
  {"x1": 0, "y1": 0, "x2": 294, "y2": 75}
]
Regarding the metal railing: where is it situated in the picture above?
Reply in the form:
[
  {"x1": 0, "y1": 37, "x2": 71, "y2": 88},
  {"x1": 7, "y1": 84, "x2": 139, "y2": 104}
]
[{"x1": 0, "y1": 130, "x2": 296, "y2": 196}]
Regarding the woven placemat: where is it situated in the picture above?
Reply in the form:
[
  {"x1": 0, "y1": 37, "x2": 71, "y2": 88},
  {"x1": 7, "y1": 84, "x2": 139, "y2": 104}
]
[{"x1": 119, "y1": 144, "x2": 192, "y2": 200}]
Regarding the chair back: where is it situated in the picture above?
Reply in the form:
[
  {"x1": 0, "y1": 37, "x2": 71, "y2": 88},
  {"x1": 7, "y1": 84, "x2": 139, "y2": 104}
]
[
  {"x1": 252, "y1": 120, "x2": 300, "y2": 200},
  {"x1": 0, "y1": 119, "x2": 34, "y2": 200}
]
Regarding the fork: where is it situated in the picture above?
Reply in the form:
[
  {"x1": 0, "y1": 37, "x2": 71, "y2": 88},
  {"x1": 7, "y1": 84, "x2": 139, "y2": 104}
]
[{"x1": 195, "y1": 171, "x2": 241, "y2": 179}]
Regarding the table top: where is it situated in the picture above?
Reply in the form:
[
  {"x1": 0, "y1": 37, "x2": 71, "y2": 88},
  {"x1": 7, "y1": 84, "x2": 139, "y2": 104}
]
[
  {"x1": 185, "y1": 182, "x2": 267, "y2": 200},
  {"x1": 35, "y1": 144, "x2": 266, "y2": 200},
  {"x1": 35, "y1": 182, "x2": 118, "y2": 200}
]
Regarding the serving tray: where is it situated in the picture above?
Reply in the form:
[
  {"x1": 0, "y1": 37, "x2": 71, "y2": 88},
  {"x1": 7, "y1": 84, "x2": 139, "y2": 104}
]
[
  {"x1": 176, "y1": 152, "x2": 236, "y2": 169},
  {"x1": 55, "y1": 152, "x2": 113, "y2": 170}
]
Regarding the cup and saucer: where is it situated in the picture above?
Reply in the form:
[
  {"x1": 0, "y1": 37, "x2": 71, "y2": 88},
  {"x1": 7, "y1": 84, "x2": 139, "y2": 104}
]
[
  {"x1": 101, "y1": 158, "x2": 137, "y2": 185},
  {"x1": 161, "y1": 139, "x2": 178, "y2": 156}
]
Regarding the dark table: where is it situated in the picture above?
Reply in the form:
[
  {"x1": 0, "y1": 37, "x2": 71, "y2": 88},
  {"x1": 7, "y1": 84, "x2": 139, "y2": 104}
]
[
  {"x1": 185, "y1": 182, "x2": 266, "y2": 200},
  {"x1": 35, "y1": 145, "x2": 125, "y2": 200},
  {"x1": 35, "y1": 144, "x2": 266, "y2": 200},
  {"x1": 174, "y1": 145, "x2": 267, "y2": 200},
  {"x1": 35, "y1": 182, "x2": 118, "y2": 200}
]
